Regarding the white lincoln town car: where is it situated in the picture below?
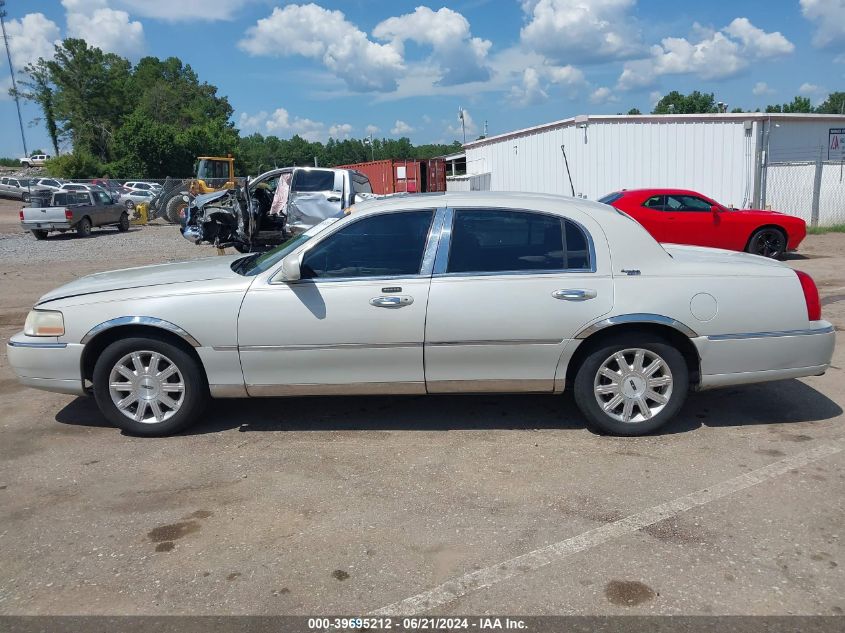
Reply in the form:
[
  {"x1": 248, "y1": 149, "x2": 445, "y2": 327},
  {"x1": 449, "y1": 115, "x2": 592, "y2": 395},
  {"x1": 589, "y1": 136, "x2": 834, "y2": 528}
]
[{"x1": 7, "y1": 192, "x2": 835, "y2": 436}]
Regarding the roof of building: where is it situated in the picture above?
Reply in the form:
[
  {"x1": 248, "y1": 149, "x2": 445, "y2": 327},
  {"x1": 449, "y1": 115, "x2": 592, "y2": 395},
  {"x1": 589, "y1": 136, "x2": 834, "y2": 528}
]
[{"x1": 463, "y1": 112, "x2": 845, "y2": 150}]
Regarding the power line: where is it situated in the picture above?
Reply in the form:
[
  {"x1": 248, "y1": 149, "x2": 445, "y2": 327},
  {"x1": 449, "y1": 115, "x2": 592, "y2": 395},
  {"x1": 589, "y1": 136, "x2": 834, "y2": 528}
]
[{"x1": 0, "y1": 0, "x2": 28, "y2": 157}]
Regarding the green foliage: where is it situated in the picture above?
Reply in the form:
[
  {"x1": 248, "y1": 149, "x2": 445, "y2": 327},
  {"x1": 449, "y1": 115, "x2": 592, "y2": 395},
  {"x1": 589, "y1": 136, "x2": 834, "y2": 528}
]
[
  {"x1": 627, "y1": 108, "x2": 641, "y2": 115},
  {"x1": 806, "y1": 224, "x2": 845, "y2": 235},
  {"x1": 0, "y1": 157, "x2": 21, "y2": 167},
  {"x1": 815, "y1": 92, "x2": 845, "y2": 114},
  {"x1": 44, "y1": 152, "x2": 104, "y2": 179},
  {"x1": 765, "y1": 96, "x2": 813, "y2": 113},
  {"x1": 652, "y1": 90, "x2": 717, "y2": 114}
]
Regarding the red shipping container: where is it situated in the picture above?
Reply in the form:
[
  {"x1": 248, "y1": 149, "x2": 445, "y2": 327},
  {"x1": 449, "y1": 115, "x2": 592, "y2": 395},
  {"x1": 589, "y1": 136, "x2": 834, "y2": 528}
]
[{"x1": 338, "y1": 159, "x2": 447, "y2": 195}]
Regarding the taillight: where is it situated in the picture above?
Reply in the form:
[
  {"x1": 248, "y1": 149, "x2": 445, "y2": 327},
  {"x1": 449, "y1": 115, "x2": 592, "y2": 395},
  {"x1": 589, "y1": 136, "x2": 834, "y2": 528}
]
[
  {"x1": 19, "y1": 210, "x2": 24, "y2": 221},
  {"x1": 795, "y1": 270, "x2": 821, "y2": 321},
  {"x1": 64, "y1": 208, "x2": 73, "y2": 220}
]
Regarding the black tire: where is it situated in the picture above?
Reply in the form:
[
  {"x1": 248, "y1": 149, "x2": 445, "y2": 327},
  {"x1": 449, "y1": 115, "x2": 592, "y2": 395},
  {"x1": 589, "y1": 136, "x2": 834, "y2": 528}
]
[
  {"x1": 76, "y1": 216, "x2": 92, "y2": 237},
  {"x1": 746, "y1": 227, "x2": 787, "y2": 259},
  {"x1": 117, "y1": 211, "x2": 130, "y2": 232},
  {"x1": 164, "y1": 194, "x2": 188, "y2": 224},
  {"x1": 92, "y1": 337, "x2": 208, "y2": 436},
  {"x1": 573, "y1": 334, "x2": 689, "y2": 436},
  {"x1": 31, "y1": 229, "x2": 48, "y2": 240}
]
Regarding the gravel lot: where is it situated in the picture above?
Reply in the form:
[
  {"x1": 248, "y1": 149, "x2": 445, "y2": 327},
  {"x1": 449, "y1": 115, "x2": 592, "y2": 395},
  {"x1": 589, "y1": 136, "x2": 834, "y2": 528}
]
[{"x1": 0, "y1": 197, "x2": 843, "y2": 616}]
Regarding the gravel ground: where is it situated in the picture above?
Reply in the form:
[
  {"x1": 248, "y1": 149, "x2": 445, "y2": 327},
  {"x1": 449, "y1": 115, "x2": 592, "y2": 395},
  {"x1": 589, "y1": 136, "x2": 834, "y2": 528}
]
[{"x1": 0, "y1": 197, "x2": 843, "y2": 617}]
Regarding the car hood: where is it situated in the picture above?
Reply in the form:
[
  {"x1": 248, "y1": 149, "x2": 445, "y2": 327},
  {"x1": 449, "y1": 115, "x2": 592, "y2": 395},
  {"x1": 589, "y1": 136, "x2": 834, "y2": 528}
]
[{"x1": 37, "y1": 255, "x2": 244, "y2": 304}]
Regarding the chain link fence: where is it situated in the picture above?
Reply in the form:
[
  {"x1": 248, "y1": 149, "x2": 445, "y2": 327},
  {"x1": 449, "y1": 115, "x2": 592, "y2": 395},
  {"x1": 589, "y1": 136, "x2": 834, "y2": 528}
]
[{"x1": 764, "y1": 160, "x2": 845, "y2": 227}]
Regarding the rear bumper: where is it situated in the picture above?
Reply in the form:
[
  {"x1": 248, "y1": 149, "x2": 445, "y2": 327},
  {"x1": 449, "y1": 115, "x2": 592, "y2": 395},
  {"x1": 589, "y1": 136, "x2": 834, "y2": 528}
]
[
  {"x1": 6, "y1": 334, "x2": 85, "y2": 396},
  {"x1": 694, "y1": 322, "x2": 835, "y2": 389},
  {"x1": 21, "y1": 221, "x2": 72, "y2": 231}
]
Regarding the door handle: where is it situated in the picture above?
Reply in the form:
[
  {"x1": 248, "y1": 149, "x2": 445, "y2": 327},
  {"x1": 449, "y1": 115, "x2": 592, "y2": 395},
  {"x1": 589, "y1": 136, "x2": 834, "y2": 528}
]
[
  {"x1": 552, "y1": 289, "x2": 597, "y2": 301},
  {"x1": 370, "y1": 295, "x2": 414, "y2": 308}
]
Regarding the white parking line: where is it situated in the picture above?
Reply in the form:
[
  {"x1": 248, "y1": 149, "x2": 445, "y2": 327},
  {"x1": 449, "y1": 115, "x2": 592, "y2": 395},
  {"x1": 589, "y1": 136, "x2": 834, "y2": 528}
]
[{"x1": 371, "y1": 443, "x2": 842, "y2": 616}]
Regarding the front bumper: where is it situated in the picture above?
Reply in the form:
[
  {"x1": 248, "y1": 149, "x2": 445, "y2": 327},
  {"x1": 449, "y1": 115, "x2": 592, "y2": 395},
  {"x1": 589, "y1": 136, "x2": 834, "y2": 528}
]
[
  {"x1": 695, "y1": 322, "x2": 835, "y2": 389},
  {"x1": 6, "y1": 333, "x2": 85, "y2": 396}
]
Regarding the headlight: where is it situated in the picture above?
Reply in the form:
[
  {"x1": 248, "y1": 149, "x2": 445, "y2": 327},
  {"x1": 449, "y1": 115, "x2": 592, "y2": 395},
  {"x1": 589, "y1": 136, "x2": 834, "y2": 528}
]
[{"x1": 24, "y1": 310, "x2": 65, "y2": 337}]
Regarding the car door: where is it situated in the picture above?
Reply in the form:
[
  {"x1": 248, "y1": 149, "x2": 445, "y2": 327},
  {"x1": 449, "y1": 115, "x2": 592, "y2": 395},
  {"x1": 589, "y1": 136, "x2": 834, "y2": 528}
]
[
  {"x1": 237, "y1": 209, "x2": 438, "y2": 395},
  {"x1": 629, "y1": 194, "x2": 674, "y2": 242},
  {"x1": 423, "y1": 207, "x2": 613, "y2": 393},
  {"x1": 664, "y1": 194, "x2": 720, "y2": 247}
]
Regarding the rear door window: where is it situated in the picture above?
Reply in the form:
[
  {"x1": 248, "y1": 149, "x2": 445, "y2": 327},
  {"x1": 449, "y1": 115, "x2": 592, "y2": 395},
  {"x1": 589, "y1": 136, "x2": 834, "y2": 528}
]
[
  {"x1": 300, "y1": 211, "x2": 434, "y2": 279},
  {"x1": 292, "y1": 169, "x2": 339, "y2": 192},
  {"x1": 447, "y1": 209, "x2": 591, "y2": 274},
  {"x1": 642, "y1": 195, "x2": 666, "y2": 210}
]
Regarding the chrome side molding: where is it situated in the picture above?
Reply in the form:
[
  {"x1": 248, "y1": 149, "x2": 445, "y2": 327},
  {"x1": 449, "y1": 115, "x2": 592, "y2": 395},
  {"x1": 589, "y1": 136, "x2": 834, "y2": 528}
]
[
  {"x1": 707, "y1": 325, "x2": 835, "y2": 341},
  {"x1": 576, "y1": 313, "x2": 699, "y2": 339},
  {"x1": 80, "y1": 316, "x2": 202, "y2": 347}
]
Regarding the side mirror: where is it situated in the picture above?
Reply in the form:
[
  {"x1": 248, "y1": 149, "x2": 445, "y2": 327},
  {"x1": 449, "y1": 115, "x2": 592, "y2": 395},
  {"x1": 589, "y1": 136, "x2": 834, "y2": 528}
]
[
  {"x1": 710, "y1": 204, "x2": 720, "y2": 214},
  {"x1": 279, "y1": 252, "x2": 302, "y2": 281}
]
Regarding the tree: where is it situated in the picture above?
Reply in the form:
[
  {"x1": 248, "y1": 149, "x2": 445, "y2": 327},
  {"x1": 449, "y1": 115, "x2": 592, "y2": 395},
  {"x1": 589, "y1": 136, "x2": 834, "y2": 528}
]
[
  {"x1": 765, "y1": 96, "x2": 813, "y2": 113},
  {"x1": 816, "y1": 92, "x2": 845, "y2": 114},
  {"x1": 15, "y1": 58, "x2": 60, "y2": 155},
  {"x1": 652, "y1": 90, "x2": 717, "y2": 114},
  {"x1": 627, "y1": 108, "x2": 641, "y2": 115}
]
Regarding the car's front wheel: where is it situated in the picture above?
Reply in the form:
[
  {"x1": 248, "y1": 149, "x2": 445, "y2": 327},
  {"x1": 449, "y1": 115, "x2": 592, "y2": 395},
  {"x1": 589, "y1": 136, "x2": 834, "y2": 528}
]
[
  {"x1": 92, "y1": 337, "x2": 208, "y2": 436},
  {"x1": 573, "y1": 335, "x2": 689, "y2": 436},
  {"x1": 117, "y1": 211, "x2": 130, "y2": 232},
  {"x1": 746, "y1": 227, "x2": 786, "y2": 259}
]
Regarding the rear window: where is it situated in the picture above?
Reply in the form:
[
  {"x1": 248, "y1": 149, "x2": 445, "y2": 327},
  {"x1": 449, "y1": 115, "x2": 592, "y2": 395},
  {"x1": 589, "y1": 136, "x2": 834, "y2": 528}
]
[
  {"x1": 598, "y1": 192, "x2": 624, "y2": 205},
  {"x1": 293, "y1": 169, "x2": 338, "y2": 192}
]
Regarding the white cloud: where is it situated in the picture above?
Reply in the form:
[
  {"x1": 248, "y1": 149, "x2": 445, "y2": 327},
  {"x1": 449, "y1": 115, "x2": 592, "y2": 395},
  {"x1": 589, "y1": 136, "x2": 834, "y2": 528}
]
[
  {"x1": 365, "y1": 124, "x2": 380, "y2": 135},
  {"x1": 723, "y1": 18, "x2": 794, "y2": 57},
  {"x1": 328, "y1": 123, "x2": 353, "y2": 139},
  {"x1": 1, "y1": 13, "x2": 61, "y2": 69},
  {"x1": 800, "y1": 0, "x2": 845, "y2": 49},
  {"x1": 509, "y1": 64, "x2": 585, "y2": 105},
  {"x1": 63, "y1": 0, "x2": 145, "y2": 58},
  {"x1": 0, "y1": 76, "x2": 12, "y2": 102},
  {"x1": 520, "y1": 0, "x2": 643, "y2": 64},
  {"x1": 238, "y1": 4, "x2": 404, "y2": 92},
  {"x1": 590, "y1": 86, "x2": 617, "y2": 104},
  {"x1": 799, "y1": 82, "x2": 825, "y2": 96},
  {"x1": 617, "y1": 18, "x2": 795, "y2": 90},
  {"x1": 238, "y1": 108, "x2": 352, "y2": 142},
  {"x1": 115, "y1": 0, "x2": 256, "y2": 22},
  {"x1": 373, "y1": 6, "x2": 491, "y2": 85},
  {"x1": 391, "y1": 120, "x2": 414, "y2": 135},
  {"x1": 752, "y1": 81, "x2": 775, "y2": 96}
]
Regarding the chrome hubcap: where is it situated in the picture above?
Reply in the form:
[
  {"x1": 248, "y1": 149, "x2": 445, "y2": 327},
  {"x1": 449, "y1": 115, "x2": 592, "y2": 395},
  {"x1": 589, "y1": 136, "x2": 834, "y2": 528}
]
[
  {"x1": 108, "y1": 351, "x2": 185, "y2": 424},
  {"x1": 594, "y1": 348, "x2": 673, "y2": 424}
]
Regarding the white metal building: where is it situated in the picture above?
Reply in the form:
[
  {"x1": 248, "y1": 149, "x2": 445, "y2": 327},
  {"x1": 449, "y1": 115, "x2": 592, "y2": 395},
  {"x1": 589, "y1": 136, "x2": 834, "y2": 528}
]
[{"x1": 461, "y1": 113, "x2": 845, "y2": 223}]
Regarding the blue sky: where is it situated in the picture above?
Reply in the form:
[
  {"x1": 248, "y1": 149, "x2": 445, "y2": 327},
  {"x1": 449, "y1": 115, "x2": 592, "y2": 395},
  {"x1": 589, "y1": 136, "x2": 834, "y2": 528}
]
[{"x1": 1, "y1": 0, "x2": 843, "y2": 157}]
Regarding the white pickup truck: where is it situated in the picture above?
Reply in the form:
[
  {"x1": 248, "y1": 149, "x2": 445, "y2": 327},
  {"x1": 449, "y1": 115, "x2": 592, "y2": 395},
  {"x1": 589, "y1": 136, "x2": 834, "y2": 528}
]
[
  {"x1": 20, "y1": 189, "x2": 130, "y2": 240},
  {"x1": 19, "y1": 154, "x2": 51, "y2": 167}
]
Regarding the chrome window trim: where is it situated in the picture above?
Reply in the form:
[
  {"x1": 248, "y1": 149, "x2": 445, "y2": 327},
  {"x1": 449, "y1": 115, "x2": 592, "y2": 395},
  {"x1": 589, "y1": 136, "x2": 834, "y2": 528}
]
[
  {"x1": 576, "y1": 314, "x2": 699, "y2": 339},
  {"x1": 8, "y1": 341, "x2": 68, "y2": 349},
  {"x1": 288, "y1": 208, "x2": 439, "y2": 283},
  {"x1": 707, "y1": 326, "x2": 834, "y2": 341},
  {"x1": 432, "y1": 206, "x2": 597, "y2": 278},
  {"x1": 80, "y1": 316, "x2": 201, "y2": 347},
  {"x1": 419, "y1": 208, "x2": 448, "y2": 276}
]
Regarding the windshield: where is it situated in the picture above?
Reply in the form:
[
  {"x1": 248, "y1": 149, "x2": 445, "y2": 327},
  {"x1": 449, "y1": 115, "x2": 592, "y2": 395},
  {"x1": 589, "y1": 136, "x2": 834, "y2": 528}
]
[{"x1": 232, "y1": 217, "x2": 341, "y2": 276}]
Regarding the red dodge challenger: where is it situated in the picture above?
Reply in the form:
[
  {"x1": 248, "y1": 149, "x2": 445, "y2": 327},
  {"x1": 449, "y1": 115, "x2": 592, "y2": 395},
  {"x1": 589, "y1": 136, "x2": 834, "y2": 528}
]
[{"x1": 598, "y1": 189, "x2": 806, "y2": 259}]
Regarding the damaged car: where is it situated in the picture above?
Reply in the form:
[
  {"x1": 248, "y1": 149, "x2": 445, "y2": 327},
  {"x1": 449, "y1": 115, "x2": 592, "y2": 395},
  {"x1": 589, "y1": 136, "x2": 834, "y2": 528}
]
[{"x1": 181, "y1": 167, "x2": 374, "y2": 252}]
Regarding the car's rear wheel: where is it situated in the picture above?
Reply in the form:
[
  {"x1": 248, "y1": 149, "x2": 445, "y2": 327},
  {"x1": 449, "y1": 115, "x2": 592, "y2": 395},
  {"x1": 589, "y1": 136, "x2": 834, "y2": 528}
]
[
  {"x1": 117, "y1": 211, "x2": 130, "y2": 232},
  {"x1": 92, "y1": 337, "x2": 208, "y2": 436},
  {"x1": 746, "y1": 227, "x2": 786, "y2": 259},
  {"x1": 76, "y1": 217, "x2": 92, "y2": 237},
  {"x1": 573, "y1": 335, "x2": 689, "y2": 435},
  {"x1": 31, "y1": 229, "x2": 48, "y2": 240}
]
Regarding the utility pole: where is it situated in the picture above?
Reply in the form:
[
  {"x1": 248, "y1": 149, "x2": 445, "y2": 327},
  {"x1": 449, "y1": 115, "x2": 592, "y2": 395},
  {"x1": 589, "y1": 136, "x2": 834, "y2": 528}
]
[
  {"x1": 0, "y1": 0, "x2": 27, "y2": 157},
  {"x1": 458, "y1": 106, "x2": 466, "y2": 144}
]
